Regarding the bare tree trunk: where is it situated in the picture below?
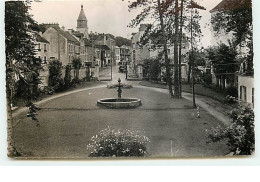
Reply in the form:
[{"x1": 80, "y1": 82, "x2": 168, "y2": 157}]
[
  {"x1": 6, "y1": 84, "x2": 20, "y2": 157},
  {"x1": 178, "y1": 0, "x2": 184, "y2": 97},
  {"x1": 173, "y1": 0, "x2": 179, "y2": 97},
  {"x1": 187, "y1": 64, "x2": 191, "y2": 83},
  {"x1": 158, "y1": 0, "x2": 174, "y2": 97}
]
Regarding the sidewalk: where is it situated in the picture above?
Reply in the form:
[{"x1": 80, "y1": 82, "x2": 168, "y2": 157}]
[
  {"x1": 139, "y1": 81, "x2": 228, "y2": 102},
  {"x1": 139, "y1": 81, "x2": 235, "y2": 123}
]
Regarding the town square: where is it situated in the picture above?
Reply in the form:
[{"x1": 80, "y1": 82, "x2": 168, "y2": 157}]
[{"x1": 5, "y1": 0, "x2": 254, "y2": 158}]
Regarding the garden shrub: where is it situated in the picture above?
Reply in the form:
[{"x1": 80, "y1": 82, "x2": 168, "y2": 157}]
[
  {"x1": 202, "y1": 73, "x2": 212, "y2": 85},
  {"x1": 48, "y1": 60, "x2": 64, "y2": 91},
  {"x1": 64, "y1": 65, "x2": 72, "y2": 89},
  {"x1": 87, "y1": 127, "x2": 150, "y2": 157},
  {"x1": 206, "y1": 106, "x2": 255, "y2": 155},
  {"x1": 225, "y1": 86, "x2": 238, "y2": 98}
]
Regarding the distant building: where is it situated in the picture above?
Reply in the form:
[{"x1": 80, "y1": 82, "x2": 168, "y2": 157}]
[
  {"x1": 94, "y1": 34, "x2": 116, "y2": 67},
  {"x1": 35, "y1": 32, "x2": 50, "y2": 64},
  {"x1": 130, "y1": 24, "x2": 189, "y2": 80},
  {"x1": 35, "y1": 33, "x2": 50, "y2": 88},
  {"x1": 119, "y1": 45, "x2": 131, "y2": 65},
  {"x1": 115, "y1": 46, "x2": 120, "y2": 65},
  {"x1": 42, "y1": 24, "x2": 80, "y2": 66}
]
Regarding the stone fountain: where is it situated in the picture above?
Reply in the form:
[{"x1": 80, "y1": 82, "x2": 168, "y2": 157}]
[{"x1": 97, "y1": 78, "x2": 141, "y2": 109}]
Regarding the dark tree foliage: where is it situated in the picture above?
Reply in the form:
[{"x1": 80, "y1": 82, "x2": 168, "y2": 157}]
[
  {"x1": 186, "y1": 48, "x2": 206, "y2": 82},
  {"x1": 143, "y1": 58, "x2": 162, "y2": 81},
  {"x1": 64, "y1": 65, "x2": 72, "y2": 89},
  {"x1": 211, "y1": 0, "x2": 253, "y2": 75},
  {"x1": 48, "y1": 60, "x2": 64, "y2": 91},
  {"x1": 211, "y1": 0, "x2": 252, "y2": 45},
  {"x1": 5, "y1": 1, "x2": 41, "y2": 113},
  {"x1": 206, "y1": 106, "x2": 255, "y2": 155},
  {"x1": 72, "y1": 57, "x2": 82, "y2": 80},
  {"x1": 38, "y1": 23, "x2": 47, "y2": 33},
  {"x1": 128, "y1": 0, "x2": 203, "y2": 97},
  {"x1": 206, "y1": 43, "x2": 239, "y2": 88},
  {"x1": 5, "y1": 1, "x2": 42, "y2": 156},
  {"x1": 115, "y1": 36, "x2": 131, "y2": 47}
]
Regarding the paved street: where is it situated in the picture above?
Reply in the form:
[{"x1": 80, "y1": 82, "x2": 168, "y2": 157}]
[{"x1": 13, "y1": 72, "x2": 230, "y2": 158}]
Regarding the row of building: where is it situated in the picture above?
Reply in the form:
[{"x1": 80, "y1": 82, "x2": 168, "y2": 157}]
[
  {"x1": 129, "y1": 24, "x2": 190, "y2": 80},
  {"x1": 35, "y1": 5, "x2": 131, "y2": 85}
]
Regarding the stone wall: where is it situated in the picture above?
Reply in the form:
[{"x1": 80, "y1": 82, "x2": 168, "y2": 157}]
[{"x1": 40, "y1": 67, "x2": 98, "y2": 88}]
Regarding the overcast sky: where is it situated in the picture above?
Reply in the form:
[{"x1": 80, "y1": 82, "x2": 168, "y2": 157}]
[{"x1": 30, "y1": 0, "x2": 223, "y2": 48}]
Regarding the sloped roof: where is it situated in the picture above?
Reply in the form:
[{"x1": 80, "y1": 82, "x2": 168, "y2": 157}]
[
  {"x1": 52, "y1": 27, "x2": 80, "y2": 45},
  {"x1": 210, "y1": 0, "x2": 251, "y2": 13},
  {"x1": 36, "y1": 34, "x2": 49, "y2": 43},
  {"x1": 95, "y1": 44, "x2": 110, "y2": 50},
  {"x1": 78, "y1": 5, "x2": 87, "y2": 20},
  {"x1": 73, "y1": 31, "x2": 84, "y2": 38},
  {"x1": 84, "y1": 38, "x2": 92, "y2": 47}
]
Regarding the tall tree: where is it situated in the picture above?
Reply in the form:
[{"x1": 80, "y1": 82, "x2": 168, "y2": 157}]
[
  {"x1": 128, "y1": 0, "x2": 178, "y2": 97},
  {"x1": 206, "y1": 43, "x2": 239, "y2": 89},
  {"x1": 72, "y1": 57, "x2": 82, "y2": 80},
  {"x1": 211, "y1": 0, "x2": 253, "y2": 75},
  {"x1": 128, "y1": 0, "x2": 203, "y2": 97},
  {"x1": 5, "y1": 1, "x2": 41, "y2": 156}
]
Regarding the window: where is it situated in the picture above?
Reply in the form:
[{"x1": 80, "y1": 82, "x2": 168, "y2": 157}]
[
  {"x1": 240, "y1": 86, "x2": 243, "y2": 100},
  {"x1": 252, "y1": 88, "x2": 254, "y2": 106},
  {"x1": 240, "y1": 86, "x2": 247, "y2": 102},
  {"x1": 243, "y1": 86, "x2": 247, "y2": 102},
  {"x1": 44, "y1": 56, "x2": 46, "y2": 63},
  {"x1": 44, "y1": 44, "x2": 47, "y2": 51},
  {"x1": 37, "y1": 43, "x2": 41, "y2": 51}
]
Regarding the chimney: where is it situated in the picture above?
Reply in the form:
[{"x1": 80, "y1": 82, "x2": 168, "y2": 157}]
[
  {"x1": 68, "y1": 29, "x2": 73, "y2": 34},
  {"x1": 62, "y1": 26, "x2": 65, "y2": 31},
  {"x1": 104, "y1": 35, "x2": 106, "y2": 44}
]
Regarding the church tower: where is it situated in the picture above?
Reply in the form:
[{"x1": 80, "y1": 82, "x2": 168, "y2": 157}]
[{"x1": 77, "y1": 5, "x2": 89, "y2": 38}]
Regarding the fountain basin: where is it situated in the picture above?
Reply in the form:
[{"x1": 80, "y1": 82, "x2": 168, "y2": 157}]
[{"x1": 97, "y1": 98, "x2": 141, "y2": 109}]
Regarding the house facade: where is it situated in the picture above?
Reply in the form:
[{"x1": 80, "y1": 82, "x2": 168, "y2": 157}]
[
  {"x1": 35, "y1": 33, "x2": 50, "y2": 88},
  {"x1": 42, "y1": 25, "x2": 80, "y2": 66},
  {"x1": 94, "y1": 34, "x2": 116, "y2": 67},
  {"x1": 130, "y1": 24, "x2": 189, "y2": 80}
]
